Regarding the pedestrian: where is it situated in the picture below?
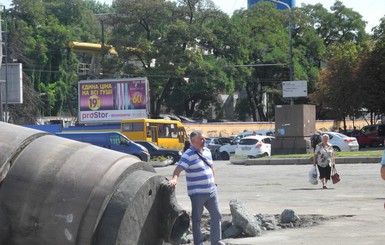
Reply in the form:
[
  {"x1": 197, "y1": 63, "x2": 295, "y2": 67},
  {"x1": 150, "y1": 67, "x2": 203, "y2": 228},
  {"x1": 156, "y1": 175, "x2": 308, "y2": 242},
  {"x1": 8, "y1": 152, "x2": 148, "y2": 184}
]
[
  {"x1": 310, "y1": 131, "x2": 322, "y2": 152},
  {"x1": 380, "y1": 140, "x2": 385, "y2": 180},
  {"x1": 313, "y1": 134, "x2": 335, "y2": 189},
  {"x1": 168, "y1": 130, "x2": 224, "y2": 245}
]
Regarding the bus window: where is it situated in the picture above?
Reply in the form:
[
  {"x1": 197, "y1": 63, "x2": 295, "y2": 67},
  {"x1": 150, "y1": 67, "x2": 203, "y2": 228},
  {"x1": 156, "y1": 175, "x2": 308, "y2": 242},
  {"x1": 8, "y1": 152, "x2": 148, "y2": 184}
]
[
  {"x1": 122, "y1": 122, "x2": 144, "y2": 132},
  {"x1": 151, "y1": 126, "x2": 158, "y2": 143},
  {"x1": 178, "y1": 128, "x2": 185, "y2": 143},
  {"x1": 158, "y1": 124, "x2": 165, "y2": 137},
  {"x1": 169, "y1": 124, "x2": 178, "y2": 138},
  {"x1": 148, "y1": 123, "x2": 178, "y2": 138},
  {"x1": 149, "y1": 123, "x2": 165, "y2": 138}
]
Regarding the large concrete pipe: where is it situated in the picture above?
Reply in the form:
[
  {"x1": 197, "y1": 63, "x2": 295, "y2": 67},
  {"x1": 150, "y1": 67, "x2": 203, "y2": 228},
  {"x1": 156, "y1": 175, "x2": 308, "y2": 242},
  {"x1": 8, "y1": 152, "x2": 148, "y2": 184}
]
[{"x1": 0, "y1": 122, "x2": 189, "y2": 245}]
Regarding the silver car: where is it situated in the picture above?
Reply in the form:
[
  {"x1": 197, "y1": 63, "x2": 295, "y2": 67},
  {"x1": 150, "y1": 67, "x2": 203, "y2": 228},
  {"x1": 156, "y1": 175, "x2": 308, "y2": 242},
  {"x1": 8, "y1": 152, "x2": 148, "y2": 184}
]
[
  {"x1": 322, "y1": 132, "x2": 359, "y2": 152},
  {"x1": 205, "y1": 137, "x2": 232, "y2": 160}
]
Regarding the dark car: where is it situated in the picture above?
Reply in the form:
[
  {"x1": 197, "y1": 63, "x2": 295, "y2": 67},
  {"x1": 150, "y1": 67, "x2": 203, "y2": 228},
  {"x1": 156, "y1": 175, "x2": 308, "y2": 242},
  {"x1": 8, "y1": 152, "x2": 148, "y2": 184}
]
[{"x1": 135, "y1": 141, "x2": 182, "y2": 164}]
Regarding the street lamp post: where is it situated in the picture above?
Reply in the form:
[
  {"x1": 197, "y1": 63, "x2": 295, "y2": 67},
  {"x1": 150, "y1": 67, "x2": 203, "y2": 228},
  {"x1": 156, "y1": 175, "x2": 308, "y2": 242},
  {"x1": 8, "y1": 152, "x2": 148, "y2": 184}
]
[{"x1": 270, "y1": 0, "x2": 294, "y2": 104}]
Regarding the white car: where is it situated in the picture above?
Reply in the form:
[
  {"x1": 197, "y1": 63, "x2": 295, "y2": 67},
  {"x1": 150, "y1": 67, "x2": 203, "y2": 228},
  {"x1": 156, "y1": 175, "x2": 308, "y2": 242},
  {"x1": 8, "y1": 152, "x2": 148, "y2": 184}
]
[
  {"x1": 219, "y1": 130, "x2": 275, "y2": 160},
  {"x1": 322, "y1": 132, "x2": 359, "y2": 152},
  {"x1": 219, "y1": 131, "x2": 255, "y2": 160},
  {"x1": 235, "y1": 135, "x2": 274, "y2": 158}
]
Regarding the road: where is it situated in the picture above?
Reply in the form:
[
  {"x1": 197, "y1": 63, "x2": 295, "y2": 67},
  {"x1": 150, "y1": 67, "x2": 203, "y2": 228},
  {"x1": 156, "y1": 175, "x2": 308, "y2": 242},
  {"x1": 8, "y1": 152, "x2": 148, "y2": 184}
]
[{"x1": 156, "y1": 160, "x2": 385, "y2": 244}]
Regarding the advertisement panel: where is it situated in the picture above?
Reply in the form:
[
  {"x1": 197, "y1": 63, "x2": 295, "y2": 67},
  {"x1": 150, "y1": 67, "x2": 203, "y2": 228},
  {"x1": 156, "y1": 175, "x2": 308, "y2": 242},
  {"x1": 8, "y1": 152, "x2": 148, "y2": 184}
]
[{"x1": 78, "y1": 78, "x2": 149, "y2": 124}]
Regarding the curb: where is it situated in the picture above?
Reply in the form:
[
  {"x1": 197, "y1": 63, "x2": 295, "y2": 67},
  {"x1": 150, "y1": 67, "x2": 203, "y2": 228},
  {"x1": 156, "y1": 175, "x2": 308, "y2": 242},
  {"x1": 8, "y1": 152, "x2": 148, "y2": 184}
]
[{"x1": 244, "y1": 156, "x2": 382, "y2": 165}]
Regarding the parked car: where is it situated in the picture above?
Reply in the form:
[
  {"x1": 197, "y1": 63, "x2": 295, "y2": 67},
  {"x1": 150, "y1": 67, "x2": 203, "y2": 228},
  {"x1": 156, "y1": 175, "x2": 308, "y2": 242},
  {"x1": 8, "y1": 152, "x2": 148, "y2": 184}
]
[
  {"x1": 254, "y1": 129, "x2": 275, "y2": 136},
  {"x1": 355, "y1": 133, "x2": 384, "y2": 148},
  {"x1": 205, "y1": 137, "x2": 232, "y2": 160},
  {"x1": 322, "y1": 132, "x2": 359, "y2": 152},
  {"x1": 219, "y1": 131, "x2": 255, "y2": 160},
  {"x1": 355, "y1": 124, "x2": 385, "y2": 148},
  {"x1": 362, "y1": 124, "x2": 385, "y2": 138},
  {"x1": 135, "y1": 141, "x2": 182, "y2": 164},
  {"x1": 56, "y1": 132, "x2": 150, "y2": 162},
  {"x1": 235, "y1": 135, "x2": 274, "y2": 158},
  {"x1": 219, "y1": 130, "x2": 275, "y2": 160}
]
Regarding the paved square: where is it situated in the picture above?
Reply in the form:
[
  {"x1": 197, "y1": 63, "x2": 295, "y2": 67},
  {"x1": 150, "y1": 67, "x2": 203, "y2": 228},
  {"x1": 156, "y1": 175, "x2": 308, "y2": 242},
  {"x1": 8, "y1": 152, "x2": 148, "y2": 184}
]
[{"x1": 157, "y1": 162, "x2": 385, "y2": 244}]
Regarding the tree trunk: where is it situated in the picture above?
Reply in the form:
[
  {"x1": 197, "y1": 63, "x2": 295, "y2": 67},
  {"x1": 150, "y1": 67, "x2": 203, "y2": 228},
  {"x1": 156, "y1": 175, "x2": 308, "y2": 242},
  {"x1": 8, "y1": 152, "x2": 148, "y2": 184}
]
[
  {"x1": 255, "y1": 91, "x2": 267, "y2": 121},
  {"x1": 245, "y1": 83, "x2": 257, "y2": 121},
  {"x1": 184, "y1": 99, "x2": 196, "y2": 117},
  {"x1": 154, "y1": 77, "x2": 176, "y2": 117}
]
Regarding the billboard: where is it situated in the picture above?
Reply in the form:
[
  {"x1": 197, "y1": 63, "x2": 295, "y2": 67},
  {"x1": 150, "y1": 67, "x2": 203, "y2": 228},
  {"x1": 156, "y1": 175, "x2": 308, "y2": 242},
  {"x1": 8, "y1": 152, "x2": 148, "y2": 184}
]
[{"x1": 78, "y1": 78, "x2": 149, "y2": 124}]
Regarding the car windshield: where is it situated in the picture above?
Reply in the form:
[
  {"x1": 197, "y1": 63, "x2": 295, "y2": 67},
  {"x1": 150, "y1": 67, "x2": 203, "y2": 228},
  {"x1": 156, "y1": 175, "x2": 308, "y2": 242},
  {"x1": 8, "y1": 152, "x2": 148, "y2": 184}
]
[
  {"x1": 232, "y1": 136, "x2": 241, "y2": 144},
  {"x1": 239, "y1": 139, "x2": 259, "y2": 145},
  {"x1": 204, "y1": 138, "x2": 213, "y2": 146}
]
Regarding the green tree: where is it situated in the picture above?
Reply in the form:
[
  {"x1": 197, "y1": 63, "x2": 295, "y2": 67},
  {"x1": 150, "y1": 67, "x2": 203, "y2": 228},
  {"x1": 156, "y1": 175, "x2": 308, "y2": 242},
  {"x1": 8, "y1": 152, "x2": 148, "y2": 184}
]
[
  {"x1": 226, "y1": 2, "x2": 290, "y2": 121},
  {"x1": 316, "y1": 42, "x2": 365, "y2": 129},
  {"x1": 6, "y1": 0, "x2": 100, "y2": 122},
  {"x1": 357, "y1": 17, "x2": 385, "y2": 123},
  {"x1": 300, "y1": 1, "x2": 369, "y2": 120},
  {"x1": 300, "y1": 1, "x2": 368, "y2": 46},
  {"x1": 294, "y1": 7, "x2": 326, "y2": 95},
  {"x1": 109, "y1": 0, "x2": 231, "y2": 118}
]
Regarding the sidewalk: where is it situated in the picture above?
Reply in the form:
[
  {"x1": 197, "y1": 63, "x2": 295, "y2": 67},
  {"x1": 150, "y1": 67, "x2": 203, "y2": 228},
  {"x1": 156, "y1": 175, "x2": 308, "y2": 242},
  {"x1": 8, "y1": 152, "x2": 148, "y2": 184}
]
[{"x1": 156, "y1": 161, "x2": 385, "y2": 245}]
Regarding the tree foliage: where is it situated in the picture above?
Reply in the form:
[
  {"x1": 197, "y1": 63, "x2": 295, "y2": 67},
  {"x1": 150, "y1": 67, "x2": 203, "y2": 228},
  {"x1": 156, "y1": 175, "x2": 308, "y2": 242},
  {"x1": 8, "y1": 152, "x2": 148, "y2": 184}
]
[
  {"x1": 316, "y1": 42, "x2": 366, "y2": 128},
  {"x1": 300, "y1": 1, "x2": 368, "y2": 46},
  {"x1": 6, "y1": 0, "x2": 101, "y2": 123},
  {"x1": 3, "y1": 0, "x2": 385, "y2": 124},
  {"x1": 109, "y1": 0, "x2": 232, "y2": 118},
  {"x1": 357, "y1": 18, "x2": 385, "y2": 123}
]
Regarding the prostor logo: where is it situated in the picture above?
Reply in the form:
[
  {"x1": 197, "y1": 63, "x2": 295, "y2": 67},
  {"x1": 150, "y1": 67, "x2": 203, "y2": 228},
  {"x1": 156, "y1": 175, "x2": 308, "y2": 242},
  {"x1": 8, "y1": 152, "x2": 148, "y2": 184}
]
[{"x1": 82, "y1": 112, "x2": 109, "y2": 120}]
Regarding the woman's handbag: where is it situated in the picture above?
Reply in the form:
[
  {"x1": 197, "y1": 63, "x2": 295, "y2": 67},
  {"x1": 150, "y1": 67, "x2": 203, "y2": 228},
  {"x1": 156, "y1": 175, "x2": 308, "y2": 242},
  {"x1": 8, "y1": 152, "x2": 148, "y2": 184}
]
[{"x1": 331, "y1": 166, "x2": 340, "y2": 184}]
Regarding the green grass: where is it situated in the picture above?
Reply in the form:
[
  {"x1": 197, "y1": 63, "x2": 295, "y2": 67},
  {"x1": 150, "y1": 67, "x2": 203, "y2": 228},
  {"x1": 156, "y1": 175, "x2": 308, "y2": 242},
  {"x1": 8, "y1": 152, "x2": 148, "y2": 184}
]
[{"x1": 269, "y1": 150, "x2": 384, "y2": 159}]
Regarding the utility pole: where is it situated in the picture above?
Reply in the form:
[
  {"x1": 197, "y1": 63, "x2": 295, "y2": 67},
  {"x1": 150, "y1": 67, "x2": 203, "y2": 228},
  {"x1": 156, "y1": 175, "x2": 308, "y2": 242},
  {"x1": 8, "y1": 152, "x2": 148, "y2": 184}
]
[
  {"x1": 270, "y1": 0, "x2": 294, "y2": 104},
  {"x1": 0, "y1": 5, "x2": 4, "y2": 121}
]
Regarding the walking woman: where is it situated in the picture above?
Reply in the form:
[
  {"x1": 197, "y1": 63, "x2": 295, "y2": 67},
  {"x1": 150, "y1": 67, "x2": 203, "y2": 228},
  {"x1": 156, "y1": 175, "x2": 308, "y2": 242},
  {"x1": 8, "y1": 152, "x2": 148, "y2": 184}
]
[
  {"x1": 313, "y1": 134, "x2": 335, "y2": 189},
  {"x1": 380, "y1": 139, "x2": 385, "y2": 180}
]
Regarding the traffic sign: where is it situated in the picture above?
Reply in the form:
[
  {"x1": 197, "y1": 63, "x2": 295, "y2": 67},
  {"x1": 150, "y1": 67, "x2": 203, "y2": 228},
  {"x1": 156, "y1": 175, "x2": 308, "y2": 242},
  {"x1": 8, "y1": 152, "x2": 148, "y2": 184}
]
[{"x1": 282, "y1": 80, "x2": 307, "y2": 98}]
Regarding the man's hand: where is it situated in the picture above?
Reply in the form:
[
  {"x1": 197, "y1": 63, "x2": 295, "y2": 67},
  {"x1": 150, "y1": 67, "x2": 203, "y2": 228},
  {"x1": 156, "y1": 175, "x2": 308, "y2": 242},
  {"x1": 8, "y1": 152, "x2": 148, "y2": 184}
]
[
  {"x1": 168, "y1": 178, "x2": 177, "y2": 188},
  {"x1": 168, "y1": 166, "x2": 183, "y2": 188}
]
